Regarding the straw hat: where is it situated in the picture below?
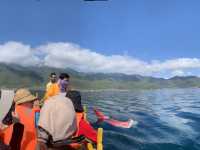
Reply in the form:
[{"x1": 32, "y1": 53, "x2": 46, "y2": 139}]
[{"x1": 14, "y1": 89, "x2": 37, "y2": 105}]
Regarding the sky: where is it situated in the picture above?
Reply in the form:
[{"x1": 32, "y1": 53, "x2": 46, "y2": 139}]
[{"x1": 0, "y1": 0, "x2": 200, "y2": 78}]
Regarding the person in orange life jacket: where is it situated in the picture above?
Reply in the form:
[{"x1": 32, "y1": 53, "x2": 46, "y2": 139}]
[
  {"x1": 44, "y1": 73, "x2": 60, "y2": 100},
  {"x1": 0, "y1": 89, "x2": 25, "y2": 150},
  {"x1": 66, "y1": 90, "x2": 97, "y2": 143},
  {"x1": 46, "y1": 72, "x2": 57, "y2": 91},
  {"x1": 12, "y1": 89, "x2": 40, "y2": 150},
  {"x1": 0, "y1": 102, "x2": 18, "y2": 149},
  {"x1": 0, "y1": 91, "x2": 11, "y2": 150}
]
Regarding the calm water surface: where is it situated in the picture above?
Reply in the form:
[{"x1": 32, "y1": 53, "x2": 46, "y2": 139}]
[{"x1": 81, "y1": 88, "x2": 200, "y2": 150}]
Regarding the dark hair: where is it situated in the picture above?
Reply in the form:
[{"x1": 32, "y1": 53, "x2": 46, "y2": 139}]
[
  {"x1": 50, "y1": 72, "x2": 56, "y2": 77},
  {"x1": 59, "y1": 73, "x2": 70, "y2": 80},
  {"x1": 66, "y1": 90, "x2": 83, "y2": 112},
  {"x1": 59, "y1": 73, "x2": 65, "y2": 80}
]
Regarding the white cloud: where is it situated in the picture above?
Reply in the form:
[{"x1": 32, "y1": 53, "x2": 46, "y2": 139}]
[
  {"x1": 1, "y1": 41, "x2": 200, "y2": 77},
  {"x1": 171, "y1": 70, "x2": 186, "y2": 76},
  {"x1": 37, "y1": 42, "x2": 150, "y2": 74},
  {"x1": 170, "y1": 70, "x2": 193, "y2": 78},
  {"x1": 0, "y1": 41, "x2": 40, "y2": 66},
  {"x1": 150, "y1": 58, "x2": 200, "y2": 71}
]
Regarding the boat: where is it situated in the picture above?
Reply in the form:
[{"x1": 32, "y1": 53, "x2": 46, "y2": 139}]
[
  {"x1": 84, "y1": 106, "x2": 103, "y2": 150},
  {"x1": 0, "y1": 90, "x2": 104, "y2": 150}
]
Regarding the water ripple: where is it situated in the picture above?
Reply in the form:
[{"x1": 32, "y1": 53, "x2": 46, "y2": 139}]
[{"x1": 82, "y1": 88, "x2": 200, "y2": 150}]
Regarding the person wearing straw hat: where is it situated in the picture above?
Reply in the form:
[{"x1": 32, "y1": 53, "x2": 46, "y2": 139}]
[
  {"x1": 14, "y1": 88, "x2": 38, "y2": 104},
  {"x1": 12, "y1": 88, "x2": 40, "y2": 150},
  {"x1": 0, "y1": 89, "x2": 29, "y2": 150}
]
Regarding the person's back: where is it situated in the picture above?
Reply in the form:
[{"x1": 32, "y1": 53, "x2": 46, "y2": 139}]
[{"x1": 37, "y1": 94, "x2": 77, "y2": 148}]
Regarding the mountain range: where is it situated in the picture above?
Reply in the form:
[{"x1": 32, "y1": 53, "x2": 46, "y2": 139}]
[{"x1": 0, "y1": 63, "x2": 200, "y2": 90}]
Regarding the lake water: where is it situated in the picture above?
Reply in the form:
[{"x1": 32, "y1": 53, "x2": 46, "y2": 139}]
[{"x1": 81, "y1": 88, "x2": 200, "y2": 150}]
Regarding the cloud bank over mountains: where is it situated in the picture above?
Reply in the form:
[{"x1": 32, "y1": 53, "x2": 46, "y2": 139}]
[{"x1": 0, "y1": 41, "x2": 200, "y2": 77}]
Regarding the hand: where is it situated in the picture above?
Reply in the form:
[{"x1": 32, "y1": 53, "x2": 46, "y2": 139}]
[
  {"x1": 34, "y1": 100, "x2": 40, "y2": 108},
  {"x1": 36, "y1": 141, "x2": 48, "y2": 150},
  {"x1": 0, "y1": 123, "x2": 8, "y2": 130},
  {"x1": 12, "y1": 111, "x2": 20, "y2": 123}
]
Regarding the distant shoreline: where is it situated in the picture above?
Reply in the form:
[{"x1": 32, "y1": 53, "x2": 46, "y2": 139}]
[
  {"x1": 1, "y1": 86, "x2": 199, "y2": 92},
  {"x1": 1, "y1": 63, "x2": 200, "y2": 90}
]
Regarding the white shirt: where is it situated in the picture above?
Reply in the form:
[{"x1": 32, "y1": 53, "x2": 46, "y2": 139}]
[{"x1": 38, "y1": 94, "x2": 77, "y2": 141}]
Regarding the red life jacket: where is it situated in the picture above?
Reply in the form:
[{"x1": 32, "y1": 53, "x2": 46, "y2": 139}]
[
  {"x1": 67, "y1": 112, "x2": 97, "y2": 149},
  {"x1": 76, "y1": 112, "x2": 97, "y2": 143}
]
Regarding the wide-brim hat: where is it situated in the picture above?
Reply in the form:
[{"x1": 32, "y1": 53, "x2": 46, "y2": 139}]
[
  {"x1": 0, "y1": 89, "x2": 15, "y2": 122},
  {"x1": 14, "y1": 88, "x2": 37, "y2": 105}
]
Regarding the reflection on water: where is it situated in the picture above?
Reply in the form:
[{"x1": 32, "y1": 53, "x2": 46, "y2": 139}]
[{"x1": 81, "y1": 88, "x2": 200, "y2": 150}]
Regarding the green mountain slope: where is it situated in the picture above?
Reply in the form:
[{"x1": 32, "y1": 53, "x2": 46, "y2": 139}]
[{"x1": 0, "y1": 63, "x2": 200, "y2": 90}]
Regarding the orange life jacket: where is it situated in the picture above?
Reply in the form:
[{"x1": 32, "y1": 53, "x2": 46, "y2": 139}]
[
  {"x1": 1, "y1": 106, "x2": 40, "y2": 150},
  {"x1": 17, "y1": 105, "x2": 40, "y2": 150},
  {"x1": 0, "y1": 124, "x2": 13, "y2": 145},
  {"x1": 44, "y1": 83, "x2": 60, "y2": 100}
]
